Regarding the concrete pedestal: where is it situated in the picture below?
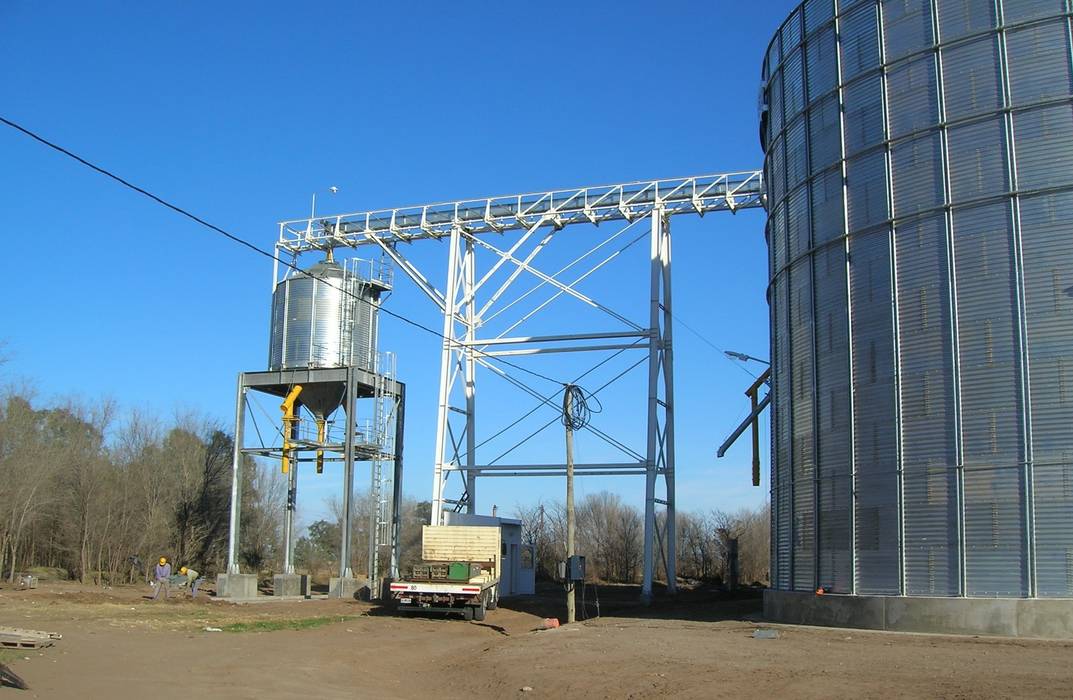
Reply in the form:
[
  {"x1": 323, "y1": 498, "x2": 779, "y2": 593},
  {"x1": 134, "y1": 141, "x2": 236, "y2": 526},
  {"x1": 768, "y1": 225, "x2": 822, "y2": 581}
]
[
  {"x1": 330, "y1": 577, "x2": 365, "y2": 600},
  {"x1": 273, "y1": 573, "x2": 310, "y2": 598},
  {"x1": 216, "y1": 573, "x2": 258, "y2": 599}
]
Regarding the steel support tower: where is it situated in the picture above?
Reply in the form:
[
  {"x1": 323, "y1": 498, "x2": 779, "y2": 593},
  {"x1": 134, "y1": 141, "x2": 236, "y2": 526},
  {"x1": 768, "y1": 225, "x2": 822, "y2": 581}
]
[
  {"x1": 224, "y1": 365, "x2": 405, "y2": 591},
  {"x1": 274, "y1": 172, "x2": 763, "y2": 599}
]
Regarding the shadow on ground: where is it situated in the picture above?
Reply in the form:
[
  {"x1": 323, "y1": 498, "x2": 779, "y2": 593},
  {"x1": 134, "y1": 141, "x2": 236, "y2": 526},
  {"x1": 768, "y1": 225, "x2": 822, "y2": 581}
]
[{"x1": 495, "y1": 581, "x2": 763, "y2": 623}]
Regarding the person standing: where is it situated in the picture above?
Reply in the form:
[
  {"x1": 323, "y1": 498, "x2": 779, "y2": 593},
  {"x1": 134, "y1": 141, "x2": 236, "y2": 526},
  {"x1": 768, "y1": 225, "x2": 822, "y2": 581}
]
[
  {"x1": 153, "y1": 556, "x2": 172, "y2": 600},
  {"x1": 179, "y1": 566, "x2": 204, "y2": 598}
]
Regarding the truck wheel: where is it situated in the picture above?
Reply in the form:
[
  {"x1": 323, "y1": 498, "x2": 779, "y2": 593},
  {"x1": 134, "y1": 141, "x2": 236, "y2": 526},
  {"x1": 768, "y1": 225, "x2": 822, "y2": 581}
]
[
  {"x1": 473, "y1": 598, "x2": 486, "y2": 622},
  {"x1": 487, "y1": 590, "x2": 498, "y2": 610},
  {"x1": 462, "y1": 606, "x2": 475, "y2": 622}
]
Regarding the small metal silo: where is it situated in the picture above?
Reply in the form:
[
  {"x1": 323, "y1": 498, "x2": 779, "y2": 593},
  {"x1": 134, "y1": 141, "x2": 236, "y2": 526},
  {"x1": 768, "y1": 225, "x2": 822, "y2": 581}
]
[{"x1": 268, "y1": 257, "x2": 390, "y2": 377}]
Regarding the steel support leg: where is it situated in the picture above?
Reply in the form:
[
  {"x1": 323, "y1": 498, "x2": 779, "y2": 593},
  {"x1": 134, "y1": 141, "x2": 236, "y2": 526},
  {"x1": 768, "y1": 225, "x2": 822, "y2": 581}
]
[
  {"x1": 340, "y1": 368, "x2": 357, "y2": 578},
  {"x1": 389, "y1": 384, "x2": 406, "y2": 579},
  {"x1": 431, "y1": 227, "x2": 463, "y2": 524},
  {"x1": 282, "y1": 441, "x2": 298, "y2": 575},
  {"x1": 464, "y1": 237, "x2": 478, "y2": 514},
  {"x1": 226, "y1": 375, "x2": 247, "y2": 574},
  {"x1": 642, "y1": 209, "x2": 662, "y2": 602},
  {"x1": 661, "y1": 213, "x2": 678, "y2": 594}
]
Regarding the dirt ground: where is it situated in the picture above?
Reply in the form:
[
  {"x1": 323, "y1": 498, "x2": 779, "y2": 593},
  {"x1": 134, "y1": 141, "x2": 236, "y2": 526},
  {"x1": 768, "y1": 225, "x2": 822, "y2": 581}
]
[{"x1": 2, "y1": 581, "x2": 1072, "y2": 699}]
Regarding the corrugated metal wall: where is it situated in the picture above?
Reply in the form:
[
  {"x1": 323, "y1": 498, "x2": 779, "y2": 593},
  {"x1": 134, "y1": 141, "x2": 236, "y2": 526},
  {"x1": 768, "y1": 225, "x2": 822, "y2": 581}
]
[{"x1": 763, "y1": 0, "x2": 1073, "y2": 598}]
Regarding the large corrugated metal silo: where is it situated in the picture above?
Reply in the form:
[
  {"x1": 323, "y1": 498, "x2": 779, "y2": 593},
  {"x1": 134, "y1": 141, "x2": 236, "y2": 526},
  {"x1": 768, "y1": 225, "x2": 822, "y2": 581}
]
[{"x1": 761, "y1": 0, "x2": 1073, "y2": 635}]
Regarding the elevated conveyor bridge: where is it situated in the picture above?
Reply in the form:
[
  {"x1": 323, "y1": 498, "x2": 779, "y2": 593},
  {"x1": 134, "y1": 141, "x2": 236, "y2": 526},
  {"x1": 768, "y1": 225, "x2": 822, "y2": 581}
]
[{"x1": 274, "y1": 170, "x2": 764, "y2": 601}]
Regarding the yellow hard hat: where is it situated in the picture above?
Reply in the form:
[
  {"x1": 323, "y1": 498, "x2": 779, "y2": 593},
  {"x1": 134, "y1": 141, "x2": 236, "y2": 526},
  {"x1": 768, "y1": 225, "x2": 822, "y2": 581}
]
[
  {"x1": 180, "y1": 567, "x2": 188, "y2": 575},
  {"x1": 159, "y1": 557, "x2": 167, "y2": 565}
]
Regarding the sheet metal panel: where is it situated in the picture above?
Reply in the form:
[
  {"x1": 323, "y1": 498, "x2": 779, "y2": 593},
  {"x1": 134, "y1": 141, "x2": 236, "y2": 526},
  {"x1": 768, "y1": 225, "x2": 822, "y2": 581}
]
[
  {"x1": 903, "y1": 467, "x2": 961, "y2": 595},
  {"x1": 882, "y1": 0, "x2": 934, "y2": 63},
  {"x1": 963, "y1": 466, "x2": 1028, "y2": 596},
  {"x1": 772, "y1": 203, "x2": 788, "y2": 274},
  {"x1": 937, "y1": 0, "x2": 996, "y2": 41},
  {"x1": 886, "y1": 54, "x2": 939, "y2": 140},
  {"x1": 770, "y1": 133, "x2": 787, "y2": 209},
  {"x1": 811, "y1": 166, "x2": 846, "y2": 245},
  {"x1": 809, "y1": 93, "x2": 843, "y2": 171},
  {"x1": 1003, "y1": 0, "x2": 1070, "y2": 26},
  {"x1": 1032, "y1": 462, "x2": 1073, "y2": 597},
  {"x1": 769, "y1": 69, "x2": 785, "y2": 139},
  {"x1": 806, "y1": 26, "x2": 839, "y2": 101},
  {"x1": 947, "y1": 117, "x2": 1009, "y2": 202},
  {"x1": 804, "y1": 0, "x2": 835, "y2": 36},
  {"x1": 782, "y1": 7, "x2": 803, "y2": 54},
  {"x1": 787, "y1": 184, "x2": 812, "y2": 260},
  {"x1": 815, "y1": 245, "x2": 852, "y2": 480},
  {"x1": 850, "y1": 226, "x2": 901, "y2": 594},
  {"x1": 895, "y1": 215, "x2": 957, "y2": 471},
  {"x1": 818, "y1": 475, "x2": 854, "y2": 592},
  {"x1": 786, "y1": 116, "x2": 810, "y2": 191},
  {"x1": 774, "y1": 273, "x2": 794, "y2": 590},
  {"x1": 841, "y1": 3, "x2": 881, "y2": 82},
  {"x1": 1013, "y1": 104, "x2": 1073, "y2": 192},
  {"x1": 784, "y1": 49, "x2": 807, "y2": 123},
  {"x1": 815, "y1": 245, "x2": 853, "y2": 592},
  {"x1": 941, "y1": 36, "x2": 1002, "y2": 123},
  {"x1": 952, "y1": 200, "x2": 1025, "y2": 469},
  {"x1": 844, "y1": 74, "x2": 886, "y2": 155},
  {"x1": 891, "y1": 132, "x2": 945, "y2": 218},
  {"x1": 1005, "y1": 19, "x2": 1073, "y2": 108},
  {"x1": 896, "y1": 215, "x2": 961, "y2": 595},
  {"x1": 790, "y1": 259, "x2": 817, "y2": 590},
  {"x1": 1020, "y1": 190, "x2": 1073, "y2": 596},
  {"x1": 1020, "y1": 192, "x2": 1073, "y2": 462},
  {"x1": 847, "y1": 149, "x2": 890, "y2": 231}
]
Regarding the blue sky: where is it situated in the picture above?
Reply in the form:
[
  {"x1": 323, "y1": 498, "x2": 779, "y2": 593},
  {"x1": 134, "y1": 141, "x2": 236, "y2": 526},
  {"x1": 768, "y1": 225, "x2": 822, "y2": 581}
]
[{"x1": 1, "y1": 1, "x2": 801, "y2": 523}]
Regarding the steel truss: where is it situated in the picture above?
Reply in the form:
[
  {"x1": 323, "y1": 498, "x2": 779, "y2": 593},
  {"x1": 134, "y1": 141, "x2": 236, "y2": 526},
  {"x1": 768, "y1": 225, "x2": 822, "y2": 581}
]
[{"x1": 274, "y1": 171, "x2": 763, "y2": 600}]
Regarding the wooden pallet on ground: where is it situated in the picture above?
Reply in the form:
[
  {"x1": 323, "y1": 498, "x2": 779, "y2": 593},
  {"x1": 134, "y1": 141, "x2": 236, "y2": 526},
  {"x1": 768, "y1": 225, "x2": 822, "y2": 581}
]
[{"x1": 0, "y1": 626, "x2": 61, "y2": 650}]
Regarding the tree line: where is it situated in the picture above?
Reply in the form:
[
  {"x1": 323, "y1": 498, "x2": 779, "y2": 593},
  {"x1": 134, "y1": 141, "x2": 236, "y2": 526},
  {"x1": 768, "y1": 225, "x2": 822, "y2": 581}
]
[
  {"x1": 0, "y1": 388, "x2": 283, "y2": 584},
  {"x1": 515, "y1": 492, "x2": 769, "y2": 586},
  {"x1": 1, "y1": 386, "x2": 768, "y2": 588}
]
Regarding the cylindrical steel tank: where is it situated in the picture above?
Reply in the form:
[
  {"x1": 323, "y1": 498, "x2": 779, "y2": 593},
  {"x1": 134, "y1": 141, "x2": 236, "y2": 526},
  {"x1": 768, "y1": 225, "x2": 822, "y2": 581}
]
[
  {"x1": 762, "y1": 0, "x2": 1073, "y2": 604},
  {"x1": 268, "y1": 258, "x2": 388, "y2": 376}
]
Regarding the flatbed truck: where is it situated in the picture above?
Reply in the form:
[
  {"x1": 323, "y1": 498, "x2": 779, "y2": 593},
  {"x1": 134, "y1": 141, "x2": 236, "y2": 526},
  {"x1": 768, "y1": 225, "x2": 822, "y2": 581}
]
[{"x1": 390, "y1": 525, "x2": 500, "y2": 621}]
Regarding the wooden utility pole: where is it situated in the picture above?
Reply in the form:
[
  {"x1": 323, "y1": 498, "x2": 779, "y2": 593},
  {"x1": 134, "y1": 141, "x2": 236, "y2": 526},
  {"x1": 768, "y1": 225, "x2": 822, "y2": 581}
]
[{"x1": 564, "y1": 384, "x2": 576, "y2": 624}]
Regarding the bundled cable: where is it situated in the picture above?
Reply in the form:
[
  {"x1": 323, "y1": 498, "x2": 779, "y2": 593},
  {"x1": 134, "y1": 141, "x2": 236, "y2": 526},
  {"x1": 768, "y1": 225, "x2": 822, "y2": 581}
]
[{"x1": 561, "y1": 383, "x2": 601, "y2": 431}]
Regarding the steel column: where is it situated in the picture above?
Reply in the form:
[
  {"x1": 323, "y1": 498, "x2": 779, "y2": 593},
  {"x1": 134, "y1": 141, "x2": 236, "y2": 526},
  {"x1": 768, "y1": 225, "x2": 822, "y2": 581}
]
[
  {"x1": 226, "y1": 375, "x2": 247, "y2": 574},
  {"x1": 464, "y1": 237, "x2": 478, "y2": 513},
  {"x1": 642, "y1": 208, "x2": 662, "y2": 601},
  {"x1": 431, "y1": 227, "x2": 463, "y2": 524},
  {"x1": 282, "y1": 417, "x2": 299, "y2": 575},
  {"x1": 661, "y1": 211, "x2": 678, "y2": 594},
  {"x1": 340, "y1": 367, "x2": 357, "y2": 578},
  {"x1": 389, "y1": 383, "x2": 406, "y2": 579}
]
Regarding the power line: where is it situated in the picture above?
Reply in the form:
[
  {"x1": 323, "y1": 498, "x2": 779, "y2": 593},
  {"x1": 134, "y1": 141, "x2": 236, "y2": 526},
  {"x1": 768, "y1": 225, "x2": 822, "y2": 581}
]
[
  {"x1": 0, "y1": 114, "x2": 563, "y2": 388},
  {"x1": 667, "y1": 309, "x2": 759, "y2": 379}
]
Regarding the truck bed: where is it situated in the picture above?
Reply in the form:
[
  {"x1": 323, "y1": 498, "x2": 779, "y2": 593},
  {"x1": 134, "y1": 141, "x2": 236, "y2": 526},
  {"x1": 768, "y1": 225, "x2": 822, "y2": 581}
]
[{"x1": 389, "y1": 575, "x2": 496, "y2": 595}]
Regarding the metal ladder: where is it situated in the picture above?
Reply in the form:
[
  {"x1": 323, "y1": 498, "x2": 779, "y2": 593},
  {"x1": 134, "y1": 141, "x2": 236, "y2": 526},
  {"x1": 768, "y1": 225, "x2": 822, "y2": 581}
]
[{"x1": 368, "y1": 351, "x2": 397, "y2": 588}]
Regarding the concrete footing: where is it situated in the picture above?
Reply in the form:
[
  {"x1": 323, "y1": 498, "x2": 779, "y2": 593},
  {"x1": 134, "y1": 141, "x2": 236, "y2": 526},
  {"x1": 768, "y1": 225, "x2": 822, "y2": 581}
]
[
  {"x1": 764, "y1": 589, "x2": 1073, "y2": 639},
  {"x1": 273, "y1": 574, "x2": 309, "y2": 598},
  {"x1": 329, "y1": 577, "x2": 365, "y2": 600},
  {"x1": 216, "y1": 573, "x2": 258, "y2": 599}
]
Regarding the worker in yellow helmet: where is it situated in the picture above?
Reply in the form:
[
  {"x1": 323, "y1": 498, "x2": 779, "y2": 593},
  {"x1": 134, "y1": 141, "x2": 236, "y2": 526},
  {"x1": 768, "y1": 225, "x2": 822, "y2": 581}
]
[
  {"x1": 153, "y1": 556, "x2": 172, "y2": 600},
  {"x1": 179, "y1": 566, "x2": 204, "y2": 599}
]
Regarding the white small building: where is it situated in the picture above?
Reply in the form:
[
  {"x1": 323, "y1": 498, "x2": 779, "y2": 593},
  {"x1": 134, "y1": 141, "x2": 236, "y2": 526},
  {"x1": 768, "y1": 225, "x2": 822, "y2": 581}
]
[{"x1": 443, "y1": 512, "x2": 535, "y2": 597}]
